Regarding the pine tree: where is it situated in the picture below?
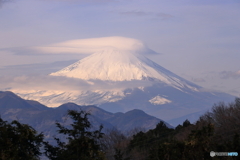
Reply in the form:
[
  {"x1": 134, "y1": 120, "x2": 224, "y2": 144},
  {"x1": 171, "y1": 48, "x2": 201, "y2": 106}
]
[
  {"x1": 0, "y1": 117, "x2": 43, "y2": 160},
  {"x1": 44, "y1": 110, "x2": 105, "y2": 160}
]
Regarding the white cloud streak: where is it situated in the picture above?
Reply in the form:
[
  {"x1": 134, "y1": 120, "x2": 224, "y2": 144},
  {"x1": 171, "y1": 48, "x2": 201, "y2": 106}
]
[
  {"x1": 0, "y1": 75, "x2": 153, "y2": 92},
  {"x1": 9, "y1": 37, "x2": 159, "y2": 55}
]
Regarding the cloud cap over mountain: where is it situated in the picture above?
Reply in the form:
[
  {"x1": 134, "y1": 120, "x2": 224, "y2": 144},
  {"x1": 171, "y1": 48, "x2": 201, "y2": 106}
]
[{"x1": 29, "y1": 36, "x2": 159, "y2": 55}]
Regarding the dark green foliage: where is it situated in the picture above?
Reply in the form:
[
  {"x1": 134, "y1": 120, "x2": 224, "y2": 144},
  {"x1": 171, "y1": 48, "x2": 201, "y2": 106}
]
[
  {"x1": 183, "y1": 123, "x2": 215, "y2": 159},
  {"x1": 127, "y1": 98, "x2": 240, "y2": 160},
  {"x1": 114, "y1": 148, "x2": 124, "y2": 160},
  {"x1": 44, "y1": 110, "x2": 105, "y2": 160},
  {"x1": 0, "y1": 117, "x2": 43, "y2": 160},
  {"x1": 128, "y1": 121, "x2": 174, "y2": 160},
  {"x1": 182, "y1": 119, "x2": 191, "y2": 127},
  {"x1": 129, "y1": 121, "x2": 174, "y2": 149}
]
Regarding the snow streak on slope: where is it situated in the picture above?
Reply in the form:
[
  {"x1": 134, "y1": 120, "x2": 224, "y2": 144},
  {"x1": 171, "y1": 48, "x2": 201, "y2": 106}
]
[
  {"x1": 149, "y1": 96, "x2": 171, "y2": 105},
  {"x1": 11, "y1": 89, "x2": 126, "y2": 107},
  {"x1": 50, "y1": 48, "x2": 200, "y2": 91}
]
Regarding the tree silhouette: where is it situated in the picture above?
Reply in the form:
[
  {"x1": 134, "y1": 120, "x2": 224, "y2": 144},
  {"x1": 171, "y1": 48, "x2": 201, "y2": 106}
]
[
  {"x1": 44, "y1": 110, "x2": 105, "y2": 160},
  {"x1": 0, "y1": 117, "x2": 43, "y2": 160}
]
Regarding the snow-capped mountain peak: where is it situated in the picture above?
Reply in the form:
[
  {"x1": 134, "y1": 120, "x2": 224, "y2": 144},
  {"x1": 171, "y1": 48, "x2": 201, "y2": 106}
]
[{"x1": 50, "y1": 48, "x2": 199, "y2": 91}]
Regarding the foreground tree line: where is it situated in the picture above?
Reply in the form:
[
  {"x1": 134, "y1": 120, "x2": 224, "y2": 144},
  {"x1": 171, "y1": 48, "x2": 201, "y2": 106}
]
[{"x1": 0, "y1": 98, "x2": 240, "y2": 160}]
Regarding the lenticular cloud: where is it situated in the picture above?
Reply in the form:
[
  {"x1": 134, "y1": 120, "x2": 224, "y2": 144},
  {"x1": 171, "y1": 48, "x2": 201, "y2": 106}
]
[{"x1": 32, "y1": 36, "x2": 158, "y2": 55}]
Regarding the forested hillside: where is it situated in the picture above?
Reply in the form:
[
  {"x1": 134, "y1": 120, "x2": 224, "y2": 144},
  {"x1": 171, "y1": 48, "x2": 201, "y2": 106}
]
[{"x1": 0, "y1": 98, "x2": 240, "y2": 160}]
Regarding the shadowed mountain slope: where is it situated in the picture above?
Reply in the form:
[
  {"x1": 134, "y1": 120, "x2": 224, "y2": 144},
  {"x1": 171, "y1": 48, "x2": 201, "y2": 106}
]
[{"x1": 0, "y1": 91, "x2": 170, "y2": 143}]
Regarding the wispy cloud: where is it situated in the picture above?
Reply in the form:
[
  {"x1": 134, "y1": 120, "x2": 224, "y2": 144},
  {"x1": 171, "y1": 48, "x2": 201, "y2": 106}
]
[
  {"x1": 48, "y1": 0, "x2": 115, "y2": 2},
  {"x1": 0, "y1": 0, "x2": 11, "y2": 4},
  {"x1": 156, "y1": 12, "x2": 173, "y2": 20},
  {"x1": 0, "y1": 75, "x2": 90, "y2": 91},
  {"x1": 191, "y1": 78, "x2": 206, "y2": 83},
  {"x1": 0, "y1": 60, "x2": 78, "y2": 76},
  {"x1": 227, "y1": 89, "x2": 240, "y2": 97},
  {"x1": 0, "y1": 75, "x2": 153, "y2": 92},
  {"x1": 119, "y1": 10, "x2": 173, "y2": 20},
  {"x1": 120, "y1": 11, "x2": 151, "y2": 17},
  {"x1": 220, "y1": 70, "x2": 240, "y2": 79},
  {"x1": 0, "y1": 0, "x2": 12, "y2": 7}
]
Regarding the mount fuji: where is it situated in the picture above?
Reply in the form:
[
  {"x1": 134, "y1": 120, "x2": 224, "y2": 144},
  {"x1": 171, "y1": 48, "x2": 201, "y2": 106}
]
[
  {"x1": 50, "y1": 48, "x2": 199, "y2": 91},
  {"x1": 9, "y1": 43, "x2": 234, "y2": 126}
]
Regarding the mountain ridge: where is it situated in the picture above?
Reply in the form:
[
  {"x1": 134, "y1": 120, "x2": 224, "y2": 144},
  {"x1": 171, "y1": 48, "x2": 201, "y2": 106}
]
[{"x1": 0, "y1": 91, "x2": 169, "y2": 140}]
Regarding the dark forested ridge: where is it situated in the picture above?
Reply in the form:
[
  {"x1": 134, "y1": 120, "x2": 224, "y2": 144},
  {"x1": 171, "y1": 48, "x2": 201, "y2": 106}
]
[
  {"x1": 0, "y1": 91, "x2": 240, "y2": 159},
  {"x1": 110, "y1": 98, "x2": 240, "y2": 160}
]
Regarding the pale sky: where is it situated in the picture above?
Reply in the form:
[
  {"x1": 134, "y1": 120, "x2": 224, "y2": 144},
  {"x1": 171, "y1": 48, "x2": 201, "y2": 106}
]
[{"x1": 0, "y1": 0, "x2": 240, "y2": 97}]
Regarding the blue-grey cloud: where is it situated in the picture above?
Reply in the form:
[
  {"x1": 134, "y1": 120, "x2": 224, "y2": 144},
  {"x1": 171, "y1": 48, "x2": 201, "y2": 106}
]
[
  {"x1": 119, "y1": 11, "x2": 173, "y2": 20},
  {"x1": 0, "y1": 0, "x2": 11, "y2": 3},
  {"x1": 220, "y1": 70, "x2": 240, "y2": 79},
  {"x1": 0, "y1": 75, "x2": 153, "y2": 92},
  {"x1": 156, "y1": 12, "x2": 173, "y2": 20},
  {"x1": 120, "y1": 11, "x2": 151, "y2": 16},
  {"x1": 41, "y1": 0, "x2": 116, "y2": 4},
  {"x1": 0, "y1": 47, "x2": 42, "y2": 55},
  {"x1": 0, "y1": 60, "x2": 78, "y2": 76},
  {"x1": 0, "y1": 0, "x2": 12, "y2": 6},
  {"x1": 191, "y1": 78, "x2": 206, "y2": 83},
  {"x1": 228, "y1": 89, "x2": 240, "y2": 96}
]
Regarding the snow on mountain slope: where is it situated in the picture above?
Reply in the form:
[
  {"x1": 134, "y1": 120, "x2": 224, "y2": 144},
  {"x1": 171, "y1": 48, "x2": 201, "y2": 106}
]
[
  {"x1": 50, "y1": 48, "x2": 199, "y2": 91},
  {"x1": 149, "y1": 95, "x2": 172, "y2": 105},
  {"x1": 12, "y1": 89, "x2": 126, "y2": 107}
]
